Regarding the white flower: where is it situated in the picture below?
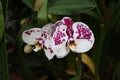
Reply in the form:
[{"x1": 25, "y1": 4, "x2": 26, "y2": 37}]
[
  {"x1": 42, "y1": 22, "x2": 70, "y2": 60},
  {"x1": 22, "y1": 17, "x2": 95, "y2": 60},
  {"x1": 62, "y1": 17, "x2": 95, "y2": 53},
  {"x1": 22, "y1": 23, "x2": 70, "y2": 60},
  {"x1": 22, "y1": 28, "x2": 43, "y2": 52}
]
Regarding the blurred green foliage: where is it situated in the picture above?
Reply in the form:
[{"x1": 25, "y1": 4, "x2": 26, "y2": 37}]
[{"x1": 0, "y1": 0, "x2": 120, "y2": 80}]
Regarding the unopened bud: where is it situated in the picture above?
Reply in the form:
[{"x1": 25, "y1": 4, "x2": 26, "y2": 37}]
[{"x1": 24, "y1": 44, "x2": 32, "y2": 54}]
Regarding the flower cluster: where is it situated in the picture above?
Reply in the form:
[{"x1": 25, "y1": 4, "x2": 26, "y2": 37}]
[{"x1": 22, "y1": 17, "x2": 95, "y2": 60}]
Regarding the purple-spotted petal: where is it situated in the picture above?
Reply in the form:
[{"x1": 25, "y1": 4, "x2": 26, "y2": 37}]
[
  {"x1": 52, "y1": 24, "x2": 68, "y2": 45},
  {"x1": 72, "y1": 22, "x2": 92, "y2": 39},
  {"x1": 44, "y1": 37, "x2": 69, "y2": 59},
  {"x1": 69, "y1": 22, "x2": 95, "y2": 53},
  {"x1": 43, "y1": 38, "x2": 55, "y2": 60},
  {"x1": 44, "y1": 48, "x2": 55, "y2": 60},
  {"x1": 62, "y1": 17, "x2": 74, "y2": 39},
  {"x1": 41, "y1": 25, "x2": 55, "y2": 60},
  {"x1": 22, "y1": 28, "x2": 42, "y2": 45},
  {"x1": 52, "y1": 24, "x2": 70, "y2": 58},
  {"x1": 61, "y1": 17, "x2": 74, "y2": 27}
]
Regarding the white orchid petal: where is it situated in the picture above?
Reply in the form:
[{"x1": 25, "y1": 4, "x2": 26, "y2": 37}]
[
  {"x1": 44, "y1": 48, "x2": 55, "y2": 60},
  {"x1": 61, "y1": 17, "x2": 74, "y2": 40},
  {"x1": 69, "y1": 22, "x2": 95, "y2": 53},
  {"x1": 43, "y1": 22, "x2": 71, "y2": 59},
  {"x1": 43, "y1": 24, "x2": 70, "y2": 59},
  {"x1": 44, "y1": 39, "x2": 55, "y2": 60},
  {"x1": 61, "y1": 17, "x2": 74, "y2": 26},
  {"x1": 72, "y1": 22, "x2": 92, "y2": 39},
  {"x1": 22, "y1": 32, "x2": 36, "y2": 45},
  {"x1": 52, "y1": 24, "x2": 70, "y2": 58},
  {"x1": 55, "y1": 45, "x2": 70, "y2": 58},
  {"x1": 53, "y1": 25, "x2": 68, "y2": 45},
  {"x1": 42, "y1": 30, "x2": 55, "y2": 60},
  {"x1": 42, "y1": 23, "x2": 53, "y2": 33},
  {"x1": 22, "y1": 28, "x2": 42, "y2": 45},
  {"x1": 44, "y1": 38, "x2": 69, "y2": 59},
  {"x1": 70, "y1": 38, "x2": 94, "y2": 53}
]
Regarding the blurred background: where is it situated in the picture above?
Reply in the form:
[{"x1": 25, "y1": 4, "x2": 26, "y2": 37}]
[{"x1": 0, "y1": 0, "x2": 120, "y2": 80}]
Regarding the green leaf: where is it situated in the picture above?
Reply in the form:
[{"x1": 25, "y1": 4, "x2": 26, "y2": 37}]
[
  {"x1": 37, "y1": 0, "x2": 48, "y2": 26},
  {"x1": 22, "y1": 0, "x2": 34, "y2": 9},
  {"x1": 0, "y1": 1, "x2": 4, "y2": 42},
  {"x1": 48, "y1": 0, "x2": 97, "y2": 15},
  {"x1": 0, "y1": 2, "x2": 9, "y2": 80},
  {"x1": 1, "y1": 0, "x2": 8, "y2": 17},
  {"x1": 0, "y1": 35, "x2": 9, "y2": 80},
  {"x1": 112, "y1": 62, "x2": 120, "y2": 80},
  {"x1": 84, "y1": 11, "x2": 103, "y2": 21}
]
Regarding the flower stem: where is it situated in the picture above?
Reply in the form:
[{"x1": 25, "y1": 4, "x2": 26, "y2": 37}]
[{"x1": 76, "y1": 54, "x2": 83, "y2": 80}]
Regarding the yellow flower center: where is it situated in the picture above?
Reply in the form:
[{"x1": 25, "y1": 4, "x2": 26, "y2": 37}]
[
  {"x1": 67, "y1": 40, "x2": 77, "y2": 50},
  {"x1": 32, "y1": 41, "x2": 42, "y2": 52}
]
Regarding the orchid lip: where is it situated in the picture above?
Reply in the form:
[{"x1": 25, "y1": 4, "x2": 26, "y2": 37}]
[
  {"x1": 32, "y1": 41, "x2": 43, "y2": 52},
  {"x1": 67, "y1": 40, "x2": 77, "y2": 50}
]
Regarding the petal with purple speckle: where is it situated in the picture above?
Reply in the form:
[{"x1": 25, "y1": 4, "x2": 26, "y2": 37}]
[
  {"x1": 22, "y1": 28, "x2": 42, "y2": 45},
  {"x1": 69, "y1": 22, "x2": 95, "y2": 53},
  {"x1": 52, "y1": 24, "x2": 70, "y2": 58},
  {"x1": 43, "y1": 37, "x2": 55, "y2": 60}
]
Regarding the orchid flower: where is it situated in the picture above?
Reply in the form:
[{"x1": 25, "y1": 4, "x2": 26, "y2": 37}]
[
  {"x1": 22, "y1": 28, "x2": 43, "y2": 52},
  {"x1": 41, "y1": 23, "x2": 70, "y2": 59},
  {"x1": 22, "y1": 23, "x2": 70, "y2": 60},
  {"x1": 61, "y1": 17, "x2": 95, "y2": 53},
  {"x1": 22, "y1": 17, "x2": 95, "y2": 60}
]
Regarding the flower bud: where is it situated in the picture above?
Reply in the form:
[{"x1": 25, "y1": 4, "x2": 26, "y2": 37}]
[{"x1": 24, "y1": 44, "x2": 32, "y2": 54}]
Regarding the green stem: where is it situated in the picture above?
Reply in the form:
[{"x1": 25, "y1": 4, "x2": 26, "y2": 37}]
[
  {"x1": 37, "y1": 0, "x2": 48, "y2": 27},
  {"x1": 77, "y1": 54, "x2": 82, "y2": 80},
  {"x1": 0, "y1": 35, "x2": 9, "y2": 80}
]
